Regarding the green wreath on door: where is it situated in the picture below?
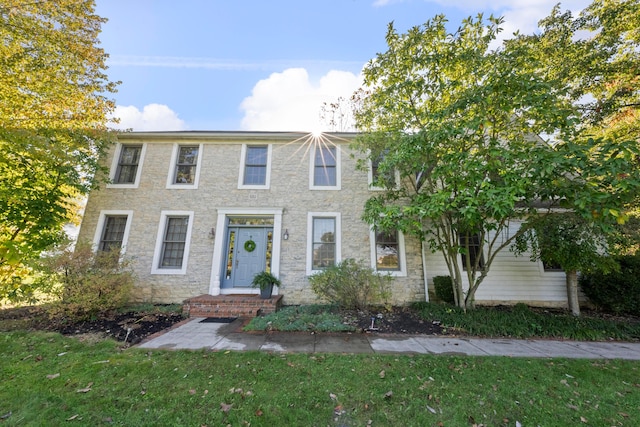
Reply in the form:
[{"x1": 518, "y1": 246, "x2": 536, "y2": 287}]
[{"x1": 244, "y1": 239, "x2": 256, "y2": 252}]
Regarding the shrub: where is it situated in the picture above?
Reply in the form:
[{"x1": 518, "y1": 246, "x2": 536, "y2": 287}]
[
  {"x1": 579, "y1": 254, "x2": 640, "y2": 315},
  {"x1": 43, "y1": 242, "x2": 134, "y2": 321},
  {"x1": 433, "y1": 275, "x2": 454, "y2": 304},
  {"x1": 308, "y1": 259, "x2": 392, "y2": 310}
]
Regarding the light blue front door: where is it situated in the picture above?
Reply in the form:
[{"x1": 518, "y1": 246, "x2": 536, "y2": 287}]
[{"x1": 222, "y1": 227, "x2": 271, "y2": 288}]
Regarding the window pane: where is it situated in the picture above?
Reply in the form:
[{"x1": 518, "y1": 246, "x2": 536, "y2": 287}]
[
  {"x1": 175, "y1": 165, "x2": 195, "y2": 183},
  {"x1": 314, "y1": 146, "x2": 336, "y2": 186},
  {"x1": 312, "y1": 218, "x2": 335, "y2": 269},
  {"x1": 376, "y1": 229, "x2": 399, "y2": 271},
  {"x1": 115, "y1": 145, "x2": 141, "y2": 183},
  {"x1": 178, "y1": 146, "x2": 198, "y2": 164},
  {"x1": 460, "y1": 232, "x2": 484, "y2": 270},
  {"x1": 160, "y1": 217, "x2": 188, "y2": 268},
  {"x1": 174, "y1": 146, "x2": 198, "y2": 184},
  {"x1": 99, "y1": 216, "x2": 127, "y2": 251},
  {"x1": 244, "y1": 146, "x2": 267, "y2": 185}
]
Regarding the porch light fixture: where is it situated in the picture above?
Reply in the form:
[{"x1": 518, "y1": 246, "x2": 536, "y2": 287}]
[
  {"x1": 283, "y1": 229, "x2": 289, "y2": 240},
  {"x1": 208, "y1": 227, "x2": 215, "y2": 239}
]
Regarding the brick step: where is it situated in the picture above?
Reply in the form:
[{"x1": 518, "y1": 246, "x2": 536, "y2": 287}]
[{"x1": 183, "y1": 294, "x2": 283, "y2": 318}]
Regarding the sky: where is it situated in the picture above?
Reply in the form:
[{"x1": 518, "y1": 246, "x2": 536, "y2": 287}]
[{"x1": 96, "y1": 0, "x2": 591, "y2": 133}]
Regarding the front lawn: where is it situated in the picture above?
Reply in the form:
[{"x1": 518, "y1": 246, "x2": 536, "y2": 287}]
[{"x1": 2, "y1": 331, "x2": 639, "y2": 426}]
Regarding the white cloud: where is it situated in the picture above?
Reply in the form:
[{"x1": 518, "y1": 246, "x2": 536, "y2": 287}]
[
  {"x1": 110, "y1": 104, "x2": 187, "y2": 131},
  {"x1": 240, "y1": 68, "x2": 362, "y2": 132}
]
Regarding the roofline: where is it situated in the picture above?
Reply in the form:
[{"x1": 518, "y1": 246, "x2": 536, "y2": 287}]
[{"x1": 116, "y1": 130, "x2": 359, "y2": 142}]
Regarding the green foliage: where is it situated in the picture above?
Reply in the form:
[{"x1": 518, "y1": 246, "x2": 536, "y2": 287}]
[
  {"x1": 44, "y1": 243, "x2": 134, "y2": 322},
  {"x1": 412, "y1": 301, "x2": 640, "y2": 341},
  {"x1": 308, "y1": 259, "x2": 392, "y2": 310},
  {"x1": 353, "y1": 5, "x2": 640, "y2": 311},
  {"x1": 433, "y1": 275, "x2": 455, "y2": 304},
  {"x1": 244, "y1": 305, "x2": 355, "y2": 332},
  {"x1": 250, "y1": 270, "x2": 281, "y2": 291},
  {"x1": 0, "y1": 1, "x2": 117, "y2": 299},
  {"x1": 580, "y1": 254, "x2": 640, "y2": 315}
]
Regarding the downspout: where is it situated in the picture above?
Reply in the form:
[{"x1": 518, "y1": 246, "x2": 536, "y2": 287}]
[{"x1": 421, "y1": 240, "x2": 430, "y2": 302}]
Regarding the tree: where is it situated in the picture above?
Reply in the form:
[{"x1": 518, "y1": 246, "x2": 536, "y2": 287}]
[
  {"x1": 353, "y1": 11, "x2": 640, "y2": 311},
  {"x1": 0, "y1": 0, "x2": 117, "y2": 302}
]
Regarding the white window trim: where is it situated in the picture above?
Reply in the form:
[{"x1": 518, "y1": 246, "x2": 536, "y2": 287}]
[
  {"x1": 306, "y1": 212, "x2": 341, "y2": 275},
  {"x1": 92, "y1": 210, "x2": 133, "y2": 255},
  {"x1": 237, "y1": 144, "x2": 272, "y2": 190},
  {"x1": 538, "y1": 260, "x2": 565, "y2": 276},
  {"x1": 107, "y1": 143, "x2": 146, "y2": 189},
  {"x1": 369, "y1": 227, "x2": 407, "y2": 277},
  {"x1": 151, "y1": 210, "x2": 194, "y2": 275},
  {"x1": 309, "y1": 145, "x2": 341, "y2": 190},
  {"x1": 166, "y1": 143, "x2": 203, "y2": 189}
]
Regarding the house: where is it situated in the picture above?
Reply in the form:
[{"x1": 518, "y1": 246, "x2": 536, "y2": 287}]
[{"x1": 77, "y1": 131, "x2": 568, "y2": 310}]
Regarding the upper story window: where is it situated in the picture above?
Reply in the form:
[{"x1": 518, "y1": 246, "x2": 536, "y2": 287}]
[
  {"x1": 93, "y1": 210, "x2": 133, "y2": 255},
  {"x1": 459, "y1": 232, "x2": 484, "y2": 271},
  {"x1": 368, "y1": 152, "x2": 397, "y2": 190},
  {"x1": 108, "y1": 144, "x2": 145, "y2": 188},
  {"x1": 310, "y1": 145, "x2": 341, "y2": 190},
  {"x1": 167, "y1": 144, "x2": 202, "y2": 189},
  {"x1": 238, "y1": 144, "x2": 271, "y2": 189},
  {"x1": 307, "y1": 212, "x2": 341, "y2": 274},
  {"x1": 151, "y1": 211, "x2": 194, "y2": 274}
]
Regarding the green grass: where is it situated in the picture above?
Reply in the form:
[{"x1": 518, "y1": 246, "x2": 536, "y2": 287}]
[
  {"x1": 245, "y1": 304, "x2": 355, "y2": 332},
  {"x1": 1, "y1": 331, "x2": 639, "y2": 426},
  {"x1": 413, "y1": 302, "x2": 640, "y2": 341}
]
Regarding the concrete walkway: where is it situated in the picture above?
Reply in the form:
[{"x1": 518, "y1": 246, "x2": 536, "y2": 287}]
[{"x1": 138, "y1": 317, "x2": 640, "y2": 360}]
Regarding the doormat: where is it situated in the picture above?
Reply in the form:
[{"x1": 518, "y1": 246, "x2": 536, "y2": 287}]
[{"x1": 200, "y1": 317, "x2": 237, "y2": 323}]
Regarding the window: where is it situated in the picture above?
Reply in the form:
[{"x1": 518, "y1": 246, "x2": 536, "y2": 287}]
[
  {"x1": 109, "y1": 144, "x2": 145, "y2": 187},
  {"x1": 92, "y1": 210, "x2": 133, "y2": 255},
  {"x1": 368, "y1": 151, "x2": 397, "y2": 190},
  {"x1": 99, "y1": 216, "x2": 127, "y2": 252},
  {"x1": 239, "y1": 144, "x2": 271, "y2": 189},
  {"x1": 459, "y1": 232, "x2": 484, "y2": 271},
  {"x1": 370, "y1": 227, "x2": 407, "y2": 276},
  {"x1": 307, "y1": 212, "x2": 341, "y2": 274},
  {"x1": 374, "y1": 228, "x2": 400, "y2": 271},
  {"x1": 174, "y1": 146, "x2": 198, "y2": 184},
  {"x1": 151, "y1": 211, "x2": 194, "y2": 274},
  {"x1": 167, "y1": 144, "x2": 202, "y2": 189},
  {"x1": 542, "y1": 259, "x2": 563, "y2": 272},
  {"x1": 310, "y1": 145, "x2": 341, "y2": 190}
]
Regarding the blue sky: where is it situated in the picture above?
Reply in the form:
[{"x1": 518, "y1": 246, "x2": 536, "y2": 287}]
[{"x1": 96, "y1": 0, "x2": 590, "y2": 132}]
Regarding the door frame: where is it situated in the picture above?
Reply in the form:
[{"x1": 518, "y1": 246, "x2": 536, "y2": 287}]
[{"x1": 209, "y1": 208, "x2": 283, "y2": 295}]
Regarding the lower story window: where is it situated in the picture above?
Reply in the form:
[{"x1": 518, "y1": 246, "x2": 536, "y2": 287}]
[
  {"x1": 312, "y1": 217, "x2": 335, "y2": 269},
  {"x1": 99, "y1": 215, "x2": 128, "y2": 252},
  {"x1": 459, "y1": 232, "x2": 484, "y2": 271},
  {"x1": 152, "y1": 211, "x2": 194, "y2": 274},
  {"x1": 375, "y1": 228, "x2": 400, "y2": 271},
  {"x1": 307, "y1": 212, "x2": 341, "y2": 274},
  {"x1": 160, "y1": 217, "x2": 189, "y2": 268}
]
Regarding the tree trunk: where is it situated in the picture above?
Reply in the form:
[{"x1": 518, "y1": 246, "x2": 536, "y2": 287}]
[{"x1": 566, "y1": 270, "x2": 580, "y2": 316}]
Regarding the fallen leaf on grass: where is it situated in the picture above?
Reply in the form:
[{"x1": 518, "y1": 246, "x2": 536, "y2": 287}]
[
  {"x1": 426, "y1": 405, "x2": 437, "y2": 414},
  {"x1": 580, "y1": 416, "x2": 588, "y2": 423},
  {"x1": 379, "y1": 370, "x2": 386, "y2": 379},
  {"x1": 76, "y1": 382, "x2": 93, "y2": 393},
  {"x1": 329, "y1": 393, "x2": 337, "y2": 401},
  {"x1": 384, "y1": 391, "x2": 393, "y2": 399},
  {"x1": 220, "y1": 403, "x2": 233, "y2": 413},
  {"x1": 189, "y1": 389, "x2": 196, "y2": 395},
  {"x1": 0, "y1": 412, "x2": 11, "y2": 420},
  {"x1": 46, "y1": 373, "x2": 60, "y2": 379},
  {"x1": 255, "y1": 409, "x2": 263, "y2": 416},
  {"x1": 66, "y1": 414, "x2": 80, "y2": 421}
]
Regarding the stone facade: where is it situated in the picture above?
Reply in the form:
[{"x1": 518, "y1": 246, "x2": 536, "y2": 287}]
[{"x1": 79, "y1": 131, "x2": 568, "y2": 308}]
